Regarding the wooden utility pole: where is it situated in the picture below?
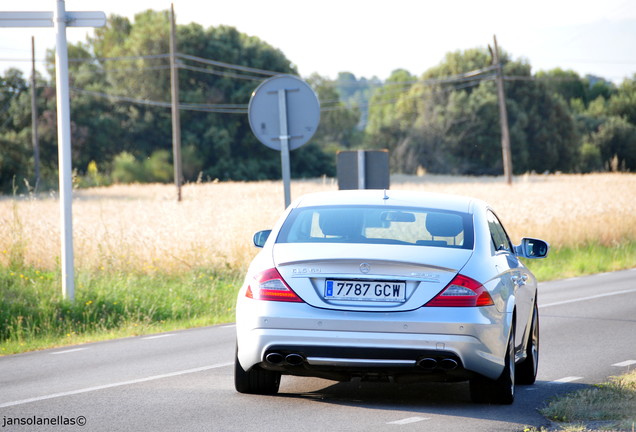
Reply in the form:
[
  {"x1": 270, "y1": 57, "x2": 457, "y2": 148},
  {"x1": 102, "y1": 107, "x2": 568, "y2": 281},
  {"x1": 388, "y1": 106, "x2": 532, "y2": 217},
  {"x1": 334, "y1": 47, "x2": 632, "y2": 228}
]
[
  {"x1": 31, "y1": 36, "x2": 41, "y2": 191},
  {"x1": 170, "y1": 3, "x2": 183, "y2": 201},
  {"x1": 492, "y1": 35, "x2": 513, "y2": 185}
]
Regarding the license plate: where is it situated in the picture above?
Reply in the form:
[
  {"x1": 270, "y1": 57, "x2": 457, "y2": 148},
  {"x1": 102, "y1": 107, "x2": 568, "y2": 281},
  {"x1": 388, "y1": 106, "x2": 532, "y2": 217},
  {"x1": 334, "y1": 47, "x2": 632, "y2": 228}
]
[{"x1": 324, "y1": 280, "x2": 406, "y2": 302}]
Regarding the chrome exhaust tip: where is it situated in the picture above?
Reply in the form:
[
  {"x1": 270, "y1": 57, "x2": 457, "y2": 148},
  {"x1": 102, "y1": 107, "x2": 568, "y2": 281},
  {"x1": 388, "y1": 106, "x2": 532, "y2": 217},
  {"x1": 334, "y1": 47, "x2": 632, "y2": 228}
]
[
  {"x1": 285, "y1": 353, "x2": 305, "y2": 366},
  {"x1": 438, "y1": 358, "x2": 458, "y2": 370},
  {"x1": 417, "y1": 358, "x2": 438, "y2": 370},
  {"x1": 265, "y1": 352, "x2": 284, "y2": 365}
]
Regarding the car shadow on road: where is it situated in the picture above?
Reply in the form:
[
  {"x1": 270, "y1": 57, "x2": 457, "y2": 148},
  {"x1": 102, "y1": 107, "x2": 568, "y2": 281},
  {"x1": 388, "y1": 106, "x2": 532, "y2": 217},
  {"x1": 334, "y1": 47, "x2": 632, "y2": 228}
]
[
  {"x1": 273, "y1": 376, "x2": 590, "y2": 427},
  {"x1": 279, "y1": 377, "x2": 473, "y2": 407},
  {"x1": 279, "y1": 377, "x2": 472, "y2": 409}
]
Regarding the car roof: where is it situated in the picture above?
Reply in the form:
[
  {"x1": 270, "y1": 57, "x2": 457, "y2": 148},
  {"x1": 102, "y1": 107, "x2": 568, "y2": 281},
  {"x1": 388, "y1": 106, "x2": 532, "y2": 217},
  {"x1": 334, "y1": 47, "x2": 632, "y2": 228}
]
[{"x1": 292, "y1": 190, "x2": 481, "y2": 214}]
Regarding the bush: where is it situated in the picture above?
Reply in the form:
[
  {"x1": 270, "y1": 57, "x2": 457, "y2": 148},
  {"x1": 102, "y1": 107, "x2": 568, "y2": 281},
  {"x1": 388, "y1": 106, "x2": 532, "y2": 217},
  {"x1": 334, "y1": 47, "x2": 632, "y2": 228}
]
[
  {"x1": 111, "y1": 151, "x2": 173, "y2": 184},
  {"x1": 111, "y1": 152, "x2": 143, "y2": 183},
  {"x1": 579, "y1": 142, "x2": 603, "y2": 172}
]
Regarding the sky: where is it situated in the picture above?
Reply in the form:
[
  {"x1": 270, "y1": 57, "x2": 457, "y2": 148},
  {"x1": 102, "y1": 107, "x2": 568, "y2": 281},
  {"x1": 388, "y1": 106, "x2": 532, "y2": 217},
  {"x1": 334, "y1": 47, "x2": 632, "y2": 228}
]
[{"x1": 0, "y1": 0, "x2": 635, "y2": 83}]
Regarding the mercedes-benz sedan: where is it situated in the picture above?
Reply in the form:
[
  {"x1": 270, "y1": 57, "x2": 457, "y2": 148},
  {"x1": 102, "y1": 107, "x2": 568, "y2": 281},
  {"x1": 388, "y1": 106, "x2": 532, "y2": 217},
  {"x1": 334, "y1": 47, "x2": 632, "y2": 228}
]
[{"x1": 234, "y1": 190, "x2": 548, "y2": 404}]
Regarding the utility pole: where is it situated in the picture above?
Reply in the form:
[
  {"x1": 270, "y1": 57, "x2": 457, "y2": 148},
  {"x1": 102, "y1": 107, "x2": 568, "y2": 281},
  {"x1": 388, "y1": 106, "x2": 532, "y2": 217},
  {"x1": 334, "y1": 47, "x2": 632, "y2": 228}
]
[
  {"x1": 31, "y1": 36, "x2": 41, "y2": 191},
  {"x1": 170, "y1": 3, "x2": 183, "y2": 202},
  {"x1": 492, "y1": 35, "x2": 513, "y2": 185}
]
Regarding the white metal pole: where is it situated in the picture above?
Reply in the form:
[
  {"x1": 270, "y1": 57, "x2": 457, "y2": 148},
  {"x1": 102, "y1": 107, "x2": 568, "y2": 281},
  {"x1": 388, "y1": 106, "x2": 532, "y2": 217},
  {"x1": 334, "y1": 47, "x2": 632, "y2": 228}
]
[
  {"x1": 357, "y1": 150, "x2": 366, "y2": 189},
  {"x1": 278, "y1": 89, "x2": 291, "y2": 208},
  {"x1": 54, "y1": 0, "x2": 75, "y2": 301}
]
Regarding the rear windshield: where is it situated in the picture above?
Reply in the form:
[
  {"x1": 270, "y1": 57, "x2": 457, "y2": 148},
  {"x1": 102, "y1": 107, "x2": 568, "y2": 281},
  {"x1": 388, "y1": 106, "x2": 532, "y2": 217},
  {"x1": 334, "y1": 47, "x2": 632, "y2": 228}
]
[{"x1": 276, "y1": 205, "x2": 474, "y2": 249}]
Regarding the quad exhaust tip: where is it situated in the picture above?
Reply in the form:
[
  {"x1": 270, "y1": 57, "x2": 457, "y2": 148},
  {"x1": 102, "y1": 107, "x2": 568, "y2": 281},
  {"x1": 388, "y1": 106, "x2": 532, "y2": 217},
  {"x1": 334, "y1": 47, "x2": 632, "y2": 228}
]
[{"x1": 267, "y1": 352, "x2": 458, "y2": 370}]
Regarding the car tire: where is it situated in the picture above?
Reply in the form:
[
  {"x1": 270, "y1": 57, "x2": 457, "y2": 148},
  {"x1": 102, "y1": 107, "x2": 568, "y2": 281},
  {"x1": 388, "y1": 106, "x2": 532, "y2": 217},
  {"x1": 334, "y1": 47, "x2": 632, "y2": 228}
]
[
  {"x1": 516, "y1": 302, "x2": 539, "y2": 385},
  {"x1": 469, "y1": 325, "x2": 515, "y2": 404},
  {"x1": 234, "y1": 347, "x2": 281, "y2": 395}
]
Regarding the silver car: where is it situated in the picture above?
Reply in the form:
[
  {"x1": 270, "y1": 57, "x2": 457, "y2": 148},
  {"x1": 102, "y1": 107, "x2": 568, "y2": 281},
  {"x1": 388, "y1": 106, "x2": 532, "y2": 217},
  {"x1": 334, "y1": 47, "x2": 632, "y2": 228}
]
[{"x1": 234, "y1": 190, "x2": 548, "y2": 404}]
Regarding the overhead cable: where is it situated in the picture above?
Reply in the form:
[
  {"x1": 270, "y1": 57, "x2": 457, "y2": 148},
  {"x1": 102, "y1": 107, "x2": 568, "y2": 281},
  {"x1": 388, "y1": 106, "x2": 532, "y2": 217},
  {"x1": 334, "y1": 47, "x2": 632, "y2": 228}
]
[
  {"x1": 70, "y1": 87, "x2": 248, "y2": 113},
  {"x1": 178, "y1": 64, "x2": 264, "y2": 81},
  {"x1": 176, "y1": 52, "x2": 282, "y2": 76}
]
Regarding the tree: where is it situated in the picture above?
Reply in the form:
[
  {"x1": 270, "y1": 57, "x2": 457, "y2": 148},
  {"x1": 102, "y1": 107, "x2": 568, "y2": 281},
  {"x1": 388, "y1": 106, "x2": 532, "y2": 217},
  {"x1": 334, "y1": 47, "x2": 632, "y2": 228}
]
[
  {"x1": 334, "y1": 72, "x2": 381, "y2": 130},
  {"x1": 608, "y1": 75, "x2": 636, "y2": 125},
  {"x1": 504, "y1": 61, "x2": 579, "y2": 173},
  {"x1": 585, "y1": 75, "x2": 616, "y2": 103},
  {"x1": 0, "y1": 69, "x2": 56, "y2": 193},
  {"x1": 307, "y1": 74, "x2": 361, "y2": 153},
  {"x1": 588, "y1": 116, "x2": 636, "y2": 171},
  {"x1": 366, "y1": 69, "x2": 415, "y2": 137},
  {"x1": 536, "y1": 68, "x2": 587, "y2": 106},
  {"x1": 364, "y1": 48, "x2": 579, "y2": 175},
  {"x1": 57, "y1": 10, "x2": 335, "y2": 183}
]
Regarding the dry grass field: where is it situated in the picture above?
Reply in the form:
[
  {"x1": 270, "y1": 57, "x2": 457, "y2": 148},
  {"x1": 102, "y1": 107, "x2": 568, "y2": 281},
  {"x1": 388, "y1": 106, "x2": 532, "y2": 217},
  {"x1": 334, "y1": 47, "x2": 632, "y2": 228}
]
[{"x1": 1, "y1": 173, "x2": 635, "y2": 274}]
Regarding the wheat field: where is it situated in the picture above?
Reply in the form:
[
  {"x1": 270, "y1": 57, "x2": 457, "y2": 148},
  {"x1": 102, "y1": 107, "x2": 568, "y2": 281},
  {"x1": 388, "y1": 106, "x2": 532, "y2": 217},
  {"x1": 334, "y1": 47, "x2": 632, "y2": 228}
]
[{"x1": 1, "y1": 173, "x2": 635, "y2": 273}]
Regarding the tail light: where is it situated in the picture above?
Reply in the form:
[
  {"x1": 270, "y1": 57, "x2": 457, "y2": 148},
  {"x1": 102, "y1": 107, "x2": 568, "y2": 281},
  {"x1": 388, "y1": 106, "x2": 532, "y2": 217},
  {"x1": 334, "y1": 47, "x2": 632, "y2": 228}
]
[
  {"x1": 246, "y1": 268, "x2": 303, "y2": 303},
  {"x1": 425, "y1": 274, "x2": 494, "y2": 307}
]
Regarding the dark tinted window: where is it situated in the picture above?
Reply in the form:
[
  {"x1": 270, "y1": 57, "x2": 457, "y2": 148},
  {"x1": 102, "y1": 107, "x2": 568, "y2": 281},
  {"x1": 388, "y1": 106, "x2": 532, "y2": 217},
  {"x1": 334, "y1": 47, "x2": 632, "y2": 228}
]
[
  {"x1": 277, "y1": 206, "x2": 474, "y2": 249},
  {"x1": 487, "y1": 210, "x2": 513, "y2": 252}
]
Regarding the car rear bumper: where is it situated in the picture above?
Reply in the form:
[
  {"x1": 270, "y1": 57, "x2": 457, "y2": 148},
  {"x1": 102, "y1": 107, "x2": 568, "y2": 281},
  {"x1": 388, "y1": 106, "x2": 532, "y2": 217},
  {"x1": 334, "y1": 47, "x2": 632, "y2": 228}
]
[{"x1": 236, "y1": 301, "x2": 509, "y2": 381}]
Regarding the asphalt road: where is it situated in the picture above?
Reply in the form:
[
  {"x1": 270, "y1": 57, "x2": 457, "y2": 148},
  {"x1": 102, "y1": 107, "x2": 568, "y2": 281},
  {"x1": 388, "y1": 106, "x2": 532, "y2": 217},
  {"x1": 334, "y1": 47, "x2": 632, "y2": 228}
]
[{"x1": 1, "y1": 269, "x2": 635, "y2": 432}]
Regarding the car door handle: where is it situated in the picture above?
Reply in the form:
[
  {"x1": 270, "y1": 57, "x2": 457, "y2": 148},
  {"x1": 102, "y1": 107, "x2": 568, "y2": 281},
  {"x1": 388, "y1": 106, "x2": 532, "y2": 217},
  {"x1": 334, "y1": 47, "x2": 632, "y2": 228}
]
[{"x1": 512, "y1": 274, "x2": 528, "y2": 286}]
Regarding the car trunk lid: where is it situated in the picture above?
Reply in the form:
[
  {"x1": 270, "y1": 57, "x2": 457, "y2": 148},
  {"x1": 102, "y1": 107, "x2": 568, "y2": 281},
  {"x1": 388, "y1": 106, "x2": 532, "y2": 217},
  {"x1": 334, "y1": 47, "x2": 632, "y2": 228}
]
[{"x1": 273, "y1": 243, "x2": 473, "y2": 311}]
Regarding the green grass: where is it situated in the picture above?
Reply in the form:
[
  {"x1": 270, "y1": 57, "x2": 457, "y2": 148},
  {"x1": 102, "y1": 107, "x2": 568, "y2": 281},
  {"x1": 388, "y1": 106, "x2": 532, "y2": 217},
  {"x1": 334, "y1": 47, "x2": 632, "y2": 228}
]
[
  {"x1": 1, "y1": 240, "x2": 635, "y2": 356},
  {"x1": 524, "y1": 240, "x2": 636, "y2": 281},
  {"x1": 0, "y1": 267, "x2": 242, "y2": 355},
  {"x1": 525, "y1": 369, "x2": 636, "y2": 432}
]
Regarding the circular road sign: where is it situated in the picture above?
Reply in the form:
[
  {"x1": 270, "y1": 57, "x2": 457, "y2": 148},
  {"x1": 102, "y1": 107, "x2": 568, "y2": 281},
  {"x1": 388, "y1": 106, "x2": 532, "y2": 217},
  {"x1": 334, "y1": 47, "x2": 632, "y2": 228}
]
[{"x1": 248, "y1": 74, "x2": 320, "y2": 151}]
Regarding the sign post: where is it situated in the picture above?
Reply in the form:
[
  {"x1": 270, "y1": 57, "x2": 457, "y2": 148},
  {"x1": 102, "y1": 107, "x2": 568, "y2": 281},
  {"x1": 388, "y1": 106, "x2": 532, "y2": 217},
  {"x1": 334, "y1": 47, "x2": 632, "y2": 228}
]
[
  {"x1": 248, "y1": 75, "x2": 320, "y2": 208},
  {"x1": 0, "y1": 2, "x2": 106, "y2": 301}
]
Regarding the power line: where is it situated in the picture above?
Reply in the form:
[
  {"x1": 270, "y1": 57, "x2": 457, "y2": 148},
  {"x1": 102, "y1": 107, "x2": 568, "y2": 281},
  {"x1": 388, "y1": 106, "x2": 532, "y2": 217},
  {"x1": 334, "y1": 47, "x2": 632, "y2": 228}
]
[
  {"x1": 67, "y1": 65, "x2": 497, "y2": 115},
  {"x1": 179, "y1": 63, "x2": 264, "y2": 81},
  {"x1": 322, "y1": 78, "x2": 490, "y2": 113},
  {"x1": 17, "y1": 57, "x2": 513, "y2": 117},
  {"x1": 69, "y1": 87, "x2": 248, "y2": 113},
  {"x1": 70, "y1": 53, "x2": 171, "y2": 63},
  {"x1": 102, "y1": 65, "x2": 171, "y2": 73},
  {"x1": 176, "y1": 52, "x2": 281, "y2": 76}
]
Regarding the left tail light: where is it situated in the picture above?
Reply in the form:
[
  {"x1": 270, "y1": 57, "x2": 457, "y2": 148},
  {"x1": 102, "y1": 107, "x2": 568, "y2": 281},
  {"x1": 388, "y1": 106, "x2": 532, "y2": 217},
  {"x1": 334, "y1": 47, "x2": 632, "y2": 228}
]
[{"x1": 246, "y1": 268, "x2": 303, "y2": 303}]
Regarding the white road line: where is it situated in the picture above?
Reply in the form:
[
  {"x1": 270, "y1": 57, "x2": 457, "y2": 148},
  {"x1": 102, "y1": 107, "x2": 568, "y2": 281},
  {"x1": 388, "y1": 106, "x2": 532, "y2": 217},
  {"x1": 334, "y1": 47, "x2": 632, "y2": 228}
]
[
  {"x1": 612, "y1": 360, "x2": 636, "y2": 367},
  {"x1": 0, "y1": 361, "x2": 233, "y2": 408},
  {"x1": 550, "y1": 376, "x2": 583, "y2": 384},
  {"x1": 220, "y1": 324, "x2": 236, "y2": 329},
  {"x1": 50, "y1": 348, "x2": 87, "y2": 355},
  {"x1": 387, "y1": 417, "x2": 430, "y2": 425},
  {"x1": 541, "y1": 288, "x2": 636, "y2": 308},
  {"x1": 142, "y1": 334, "x2": 175, "y2": 340}
]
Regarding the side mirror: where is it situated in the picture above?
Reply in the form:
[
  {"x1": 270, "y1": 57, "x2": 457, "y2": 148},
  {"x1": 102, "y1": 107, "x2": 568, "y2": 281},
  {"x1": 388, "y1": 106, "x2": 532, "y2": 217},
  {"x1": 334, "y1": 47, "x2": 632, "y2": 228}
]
[
  {"x1": 515, "y1": 238, "x2": 549, "y2": 259},
  {"x1": 253, "y1": 230, "x2": 272, "y2": 248}
]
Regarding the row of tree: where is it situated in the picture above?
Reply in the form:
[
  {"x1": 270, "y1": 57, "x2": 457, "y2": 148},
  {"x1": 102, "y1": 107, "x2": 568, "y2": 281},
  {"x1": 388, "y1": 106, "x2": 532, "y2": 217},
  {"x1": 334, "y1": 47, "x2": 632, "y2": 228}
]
[
  {"x1": 1, "y1": 9, "x2": 635, "y2": 194},
  {"x1": 363, "y1": 55, "x2": 635, "y2": 176}
]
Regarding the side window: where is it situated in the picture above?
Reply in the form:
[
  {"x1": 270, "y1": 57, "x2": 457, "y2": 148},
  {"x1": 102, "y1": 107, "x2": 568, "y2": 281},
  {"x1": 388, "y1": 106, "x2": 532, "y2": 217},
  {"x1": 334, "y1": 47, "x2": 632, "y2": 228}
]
[{"x1": 487, "y1": 211, "x2": 512, "y2": 253}]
